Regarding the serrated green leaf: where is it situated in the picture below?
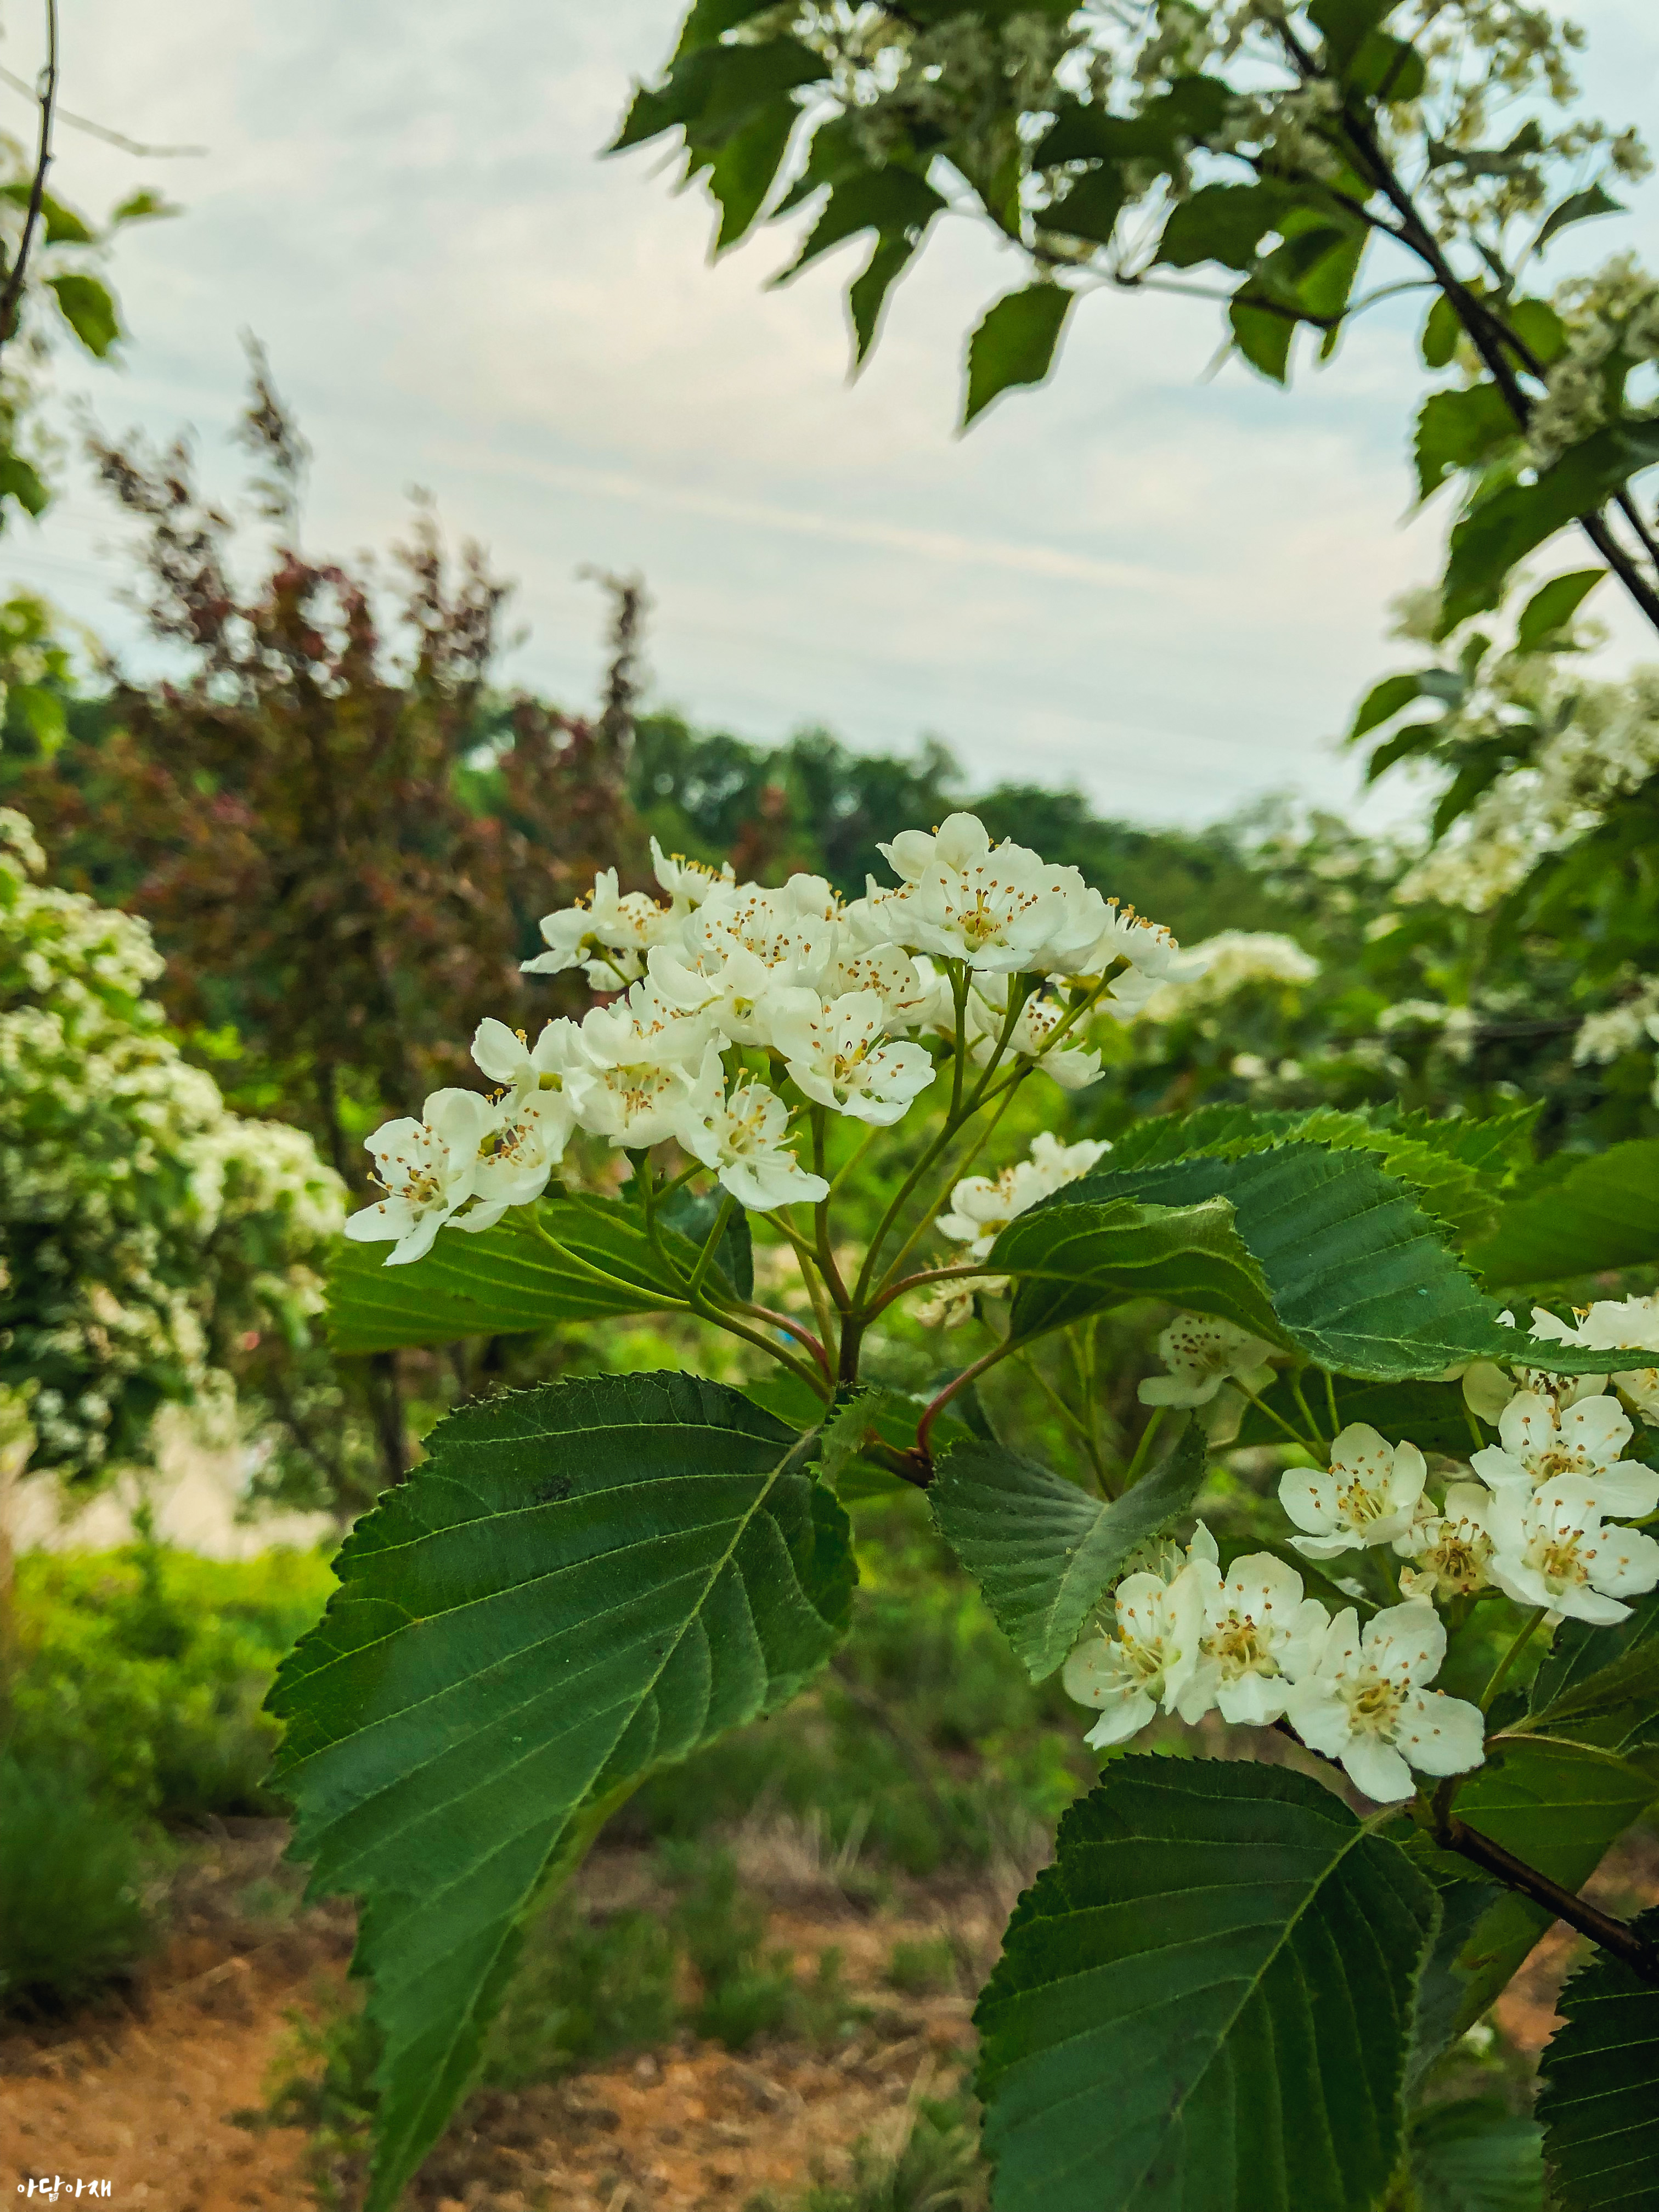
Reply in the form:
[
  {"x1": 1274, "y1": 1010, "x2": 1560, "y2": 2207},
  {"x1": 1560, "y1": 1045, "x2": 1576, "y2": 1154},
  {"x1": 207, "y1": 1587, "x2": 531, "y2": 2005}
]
[
  {"x1": 1423, "y1": 294, "x2": 1462, "y2": 368},
  {"x1": 1536, "y1": 182, "x2": 1626, "y2": 257},
  {"x1": 1530, "y1": 1593, "x2": 1659, "y2": 1748},
  {"x1": 930, "y1": 1420, "x2": 1206, "y2": 1681},
  {"x1": 1469, "y1": 1139, "x2": 1659, "y2": 1287},
  {"x1": 46, "y1": 272, "x2": 120, "y2": 357},
  {"x1": 325, "y1": 1192, "x2": 704, "y2": 1354},
  {"x1": 975, "y1": 1758, "x2": 1436, "y2": 2212},
  {"x1": 994, "y1": 1193, "x2": 1281, "y2": 1349},
  {"x1": 773, "y1": 166, "x2": 945, "y2": 285},
  {"x1": 268, "y1": 1373, "x2": 853, "y2": 2212},
  {"x1": 1412, "y1": 2099, "x2": 1544, "y2": 2212},
  {"x1": 0, "y1": 452, "x2": 49, "y2": 520},
  {"x1": 963, "y1": 283, "x2": 1075, "y2": 426},
  {"x1": 1536, "y1": 1906, "x2": 1659, "y2": 2212},
  {"x1": 1041, "y1": 165, "x2": 1127, "y2": 248},
  {"x1": 1157, "y1": 180, "x2": 1287, "y2": 270},
  {"x1": 1516, "y1": 568, "x2": 1604, "y2": 650},
  {"x1": 1050, "y1": 1144, "x2": 1520, "y2": 1380},
  {"x1": 708, "y1": 96, "x2": 799, "y2": 249},
  {"x1": 1351, "y1": 669, "x2": 1434, "y2": 739},
  {"x1": 1415, "y1": 381, "x2": 1519, "y2": 501},
  {"x1": 1442, "y1": 423, "x2": 1659, "y2": 631}
]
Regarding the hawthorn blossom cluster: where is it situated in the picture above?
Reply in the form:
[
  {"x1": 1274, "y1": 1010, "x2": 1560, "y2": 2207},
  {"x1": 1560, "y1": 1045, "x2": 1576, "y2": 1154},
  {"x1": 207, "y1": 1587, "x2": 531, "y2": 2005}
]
[
  {"x1": 346, "y1": 815, "x2": 1178, "y2": 1264},
  {"x1": 1063, "y1": 1296, "x2": 1659, "y2": 1801}
]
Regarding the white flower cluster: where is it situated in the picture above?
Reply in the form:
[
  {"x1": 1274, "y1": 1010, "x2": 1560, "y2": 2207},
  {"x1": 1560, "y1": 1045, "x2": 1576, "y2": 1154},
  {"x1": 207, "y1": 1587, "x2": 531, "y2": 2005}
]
[
  {"x1": 1526, "y1": 254, "x2": 1659, "y2": 471},
  {"x1": 1064, "y1": 1295, "x2": 1659, "y2": 1801},
  {"x1": 938, "y1": 1131, "x2": 1111, "y2": 1263},
  {"x1": 1133, "y1": 930, "x2": 1319, "y2": 1024},
  {"x1": 347, "y1": 816, "x2": 1178, "y2": 1265},
  {"x1": 1573, "y1": 977, "x2": 1659, "y2": 1103},
  {"x1": 1, "y1": 808, "x2": 345, "y2": 1476},
  {"x1": 1064, "y1": 1523, "x2": 1483, "y2": 1803}
]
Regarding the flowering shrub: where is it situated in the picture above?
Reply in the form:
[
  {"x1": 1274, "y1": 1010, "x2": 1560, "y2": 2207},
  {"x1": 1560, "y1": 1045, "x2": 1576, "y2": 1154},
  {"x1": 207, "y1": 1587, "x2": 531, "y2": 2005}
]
[
  {"x1": 279, "y1": 812, "x2": 1659, "y2": 2212},
  {"x1": 0, "y1": 807, "x2": 344, "y2": 1481}
]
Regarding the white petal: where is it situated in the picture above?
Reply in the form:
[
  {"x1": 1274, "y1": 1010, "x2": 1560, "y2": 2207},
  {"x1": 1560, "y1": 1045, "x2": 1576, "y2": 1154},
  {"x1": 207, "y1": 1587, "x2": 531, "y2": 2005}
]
[
  {"x1": 1342, "y1": 1736, "x2": 1415, "y2": 1803},
  {"x1": 1084, "y1": 1691, "x2": 1158, "y2": 1748},
  {"x1": 1396, "y1": 1690, "x2": 1485, "y2": 1778},
  {"x1": 471, "y1": 1018, "x2": 527, "y2": 1085}
]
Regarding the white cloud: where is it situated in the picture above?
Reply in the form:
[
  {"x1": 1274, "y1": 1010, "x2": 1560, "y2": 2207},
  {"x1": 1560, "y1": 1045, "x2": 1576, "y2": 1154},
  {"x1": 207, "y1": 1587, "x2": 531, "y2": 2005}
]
[{"x1": 5, "y1": 0, "x2": 1658, "y2": 831}]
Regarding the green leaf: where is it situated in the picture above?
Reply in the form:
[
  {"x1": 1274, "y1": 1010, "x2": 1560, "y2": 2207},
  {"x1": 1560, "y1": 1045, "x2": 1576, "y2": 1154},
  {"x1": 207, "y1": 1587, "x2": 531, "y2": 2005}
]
[
  {"x1": 1231, "y1": 291, "x2": 1296, "y2": 383},
  {"x1": 1442, "y1": 423, "x2": 1659, "y2": 630},
  {"x1": 671, "y1": 0, "x2": 782, "y2": 59},
  {"x1": 610, "y1": 37, "x2": 826, "y2": 156},
  {"x1": 1351, "y1": 669, "x2": 1436, "y2": 740},
  {"x1": 963, "y1": 284, "x2": 1076, "y2": 427},
  {"x1": 1412, "y1": 2099, "x2": 1544, "y2": 2212},
  {"x1": 708, "y1": 97, "x2": 799, "y2": 249},
  {"x1": 325, "y1": 1193, "x2": 705, "y2": 1354},
  {"x1": 45, "y1": 272, "x2": 120, "y2": 357},
  {"x1": 1516, "y1": 568, "x2": 1604, "y2": 650},
  {"x1": 1529, "y1": 1593, "x2": 1659, "y2": 1750},
  {"x1": 995, "y1": 1194, "x2": 1281, "y2": 1350},
  {"x1": 773, "y1": 167, "x2": 945, "y2": 285},
  {"x1": 268, "y1": 1373, "x2": 853, "y2": 2212},
  {"x1": 1415, "y1": 382, "x2": 1518, "y2": 501},
  {"x1": 1536, "y1": 182, "x2": 1626, "y2": 257},
  {"x1": 0, "y1": 181, "x2": 95, "y2": 244},
  {"x1": 0, "y1": 452, "x2": 49, "y2": 520},
  {"x1": 660, "y1": 1184, "x2": 752, "y2": 1301},
  {"x1": 930, "y1": 1420, "x2": 1207, "y2": 1681},
  {"x1": 1035, "y1": 81, "x2": 1230, "y2": 169},
  {"x1": 109, "y1": 188, "x2": 180, "y2": 226},
  {"x1": 1423, "y1": 294, "x2": 1462, "y2": 369},
  {"x1": 975, "y1": 1758, "x2": 1436, "y2": 2212},
  {"x1": 1309, "y1": 0, "x2": 1406, "y2": 74},
  {"x1": 1468, "y1": 1139, "x2": 1659, "y2": 1286},
  {"x1": 1053, "y1": 1144, "x2": 1514, "y2": 1380},
  {"x1": 1158, "y1": 181, "x2": 1287, "y2": 271},
  {"x1": 1041, "y1": 166, "x2": 1128, "y2": 249},
  {"x1": 849, "y1": 232, "x2": 918, "y2": 365},
  {"x1": 1536, "y1": 1906, "x2": 1659, "y2": 2212},
  {"x1": 1508, "y1": 298, "x2": 1568, "y2": 366}
]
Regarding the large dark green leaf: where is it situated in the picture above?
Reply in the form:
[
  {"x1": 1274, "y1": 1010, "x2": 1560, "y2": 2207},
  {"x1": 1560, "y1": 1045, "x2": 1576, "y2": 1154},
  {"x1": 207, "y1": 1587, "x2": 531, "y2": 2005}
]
[
  {"x1": 1412, "y1": 2099, "x2": 1544, "y2": 2212},
  {"x1": 707, "y1": 97, "x2": 799, "y2": 248},
  {"x1": 1536, "y1": 1908, "x2": 1659, "y2": 2212},
  {"x1": 1529, "y1": 1593, "x2": 1659, "y2": 1751},
  {"x1": 1035, "y1": 80, "x2": 1230, "y2": 169},
  {"x1": 774, "y1": 166, "x2": 945, "y2": 284},
  {"x1": 1048, "y1": 1145, "x2": 1515, "y2": 1380},
  {"x1": 268, "y1": 1373, "x2": 851, "y2": 2212},
  {"x1": 1442, "y1": 423, "x2": 1659, "y2": 629},
  {"x1": 992, "y1": 1194, "x2": 1281, "y2": 1348},
  {"x1": 963, "y1": 283, "x2": 1076, "y2": 426},
  {"x1": 930, "y1": 1420, "x2": 1206, "y2": 1681},
  {"x1": 326, "y1": 1193, "x2": 705, "y2": 1353},
  {"x1": 1468, "y1": 1140, "x2": 1659, "y2": 1286},
  {"x1": 975, "y1": 1759, "x2": 1436, "y2": 2212},
  {"x1": 1415, "y1": 382, "x2": 1519, "y2": 500},
  {"x1": 1232, "y1": 1375, "x2": 1474, "y2": 1455}
]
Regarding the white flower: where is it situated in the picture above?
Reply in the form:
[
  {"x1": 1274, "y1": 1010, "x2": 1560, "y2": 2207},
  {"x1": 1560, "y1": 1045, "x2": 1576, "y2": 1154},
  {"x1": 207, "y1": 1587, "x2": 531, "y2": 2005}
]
[
  {"x1": 769, "y1": 989, "x2": 936, "y2": 1124},
  {"x1": 962, "y1": 974, "x2": 1102, "y2": 1088},
  {"x1": 523, "y1": 868, "x2": 674, "y2": 988},
  {"x1": 1176, "y1": 1551, "x2": 1330, "y2": 1726},
  {"x1": 566, "y1": 981, "x2": 712, "y2": 1148},
  {"x1": 1278, "y1": 1424, "x2": 1429, "y2": 1559},
  {"x1": 1138, "y1": 1314, "x2": 1276, "y2": 1409},
  {"x1": 1396, "y1": 1483, "x2": 1498, "y2": 1602},
  {"x1": 1470, "y1": 1389, "x2": 1657, "y2": 1515},
  {"x1": 1539, "y1": 1294, "x2": 1659, "y2": 1428},
  {"x1": 1074, "y1": 898, "x2": 1180, "y2": 988},
  {"x1": 1286, "y1": 1604, "x2": 1485, "y2": 1803},
  {"x1": 1487, "y1": 1476, "x2": 1659, "y2": 1625},
  {"x1": 938, "y1": 1131, "x2": 1110, "y2": 1262},
  {"x1": 674, "y1": 1045, "x2": 830, "y2": 1212},
  {"x1": 343, "y1": 1088, "x2": 496, "y2": 1265},
  {"x1": 650, "y1": 837, "x2": 734, "y2": 911},
  {"x1": 870, "y1": 812, "x2": 1109, "y2": 976},
  {"x1": 1133, "y1": 931, "x2": 1319, "y2": 1023},
  {"x1": 1062, "y1": 1565, "x2": 1207, "y2": 1749},
  {"x1": 472, "y1": 1015, "x2": 586, "y2": 1115}
]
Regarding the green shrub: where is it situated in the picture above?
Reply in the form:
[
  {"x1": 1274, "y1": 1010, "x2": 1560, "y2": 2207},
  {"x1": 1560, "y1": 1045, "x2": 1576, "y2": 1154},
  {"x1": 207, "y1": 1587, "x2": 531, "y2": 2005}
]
[
  {"x1": 10, "y1": 1542, "x2": 333, "y2": 1820},
  {"x1": 885, "y1": 1938, "x2": 957, "y2": 1999},
  {"x1": 0, "y1": 1754, "x2": 159, "y2": 2013},
  {"x1": 482, "y1": 1894, "x2": 679, "y2": 2085}
]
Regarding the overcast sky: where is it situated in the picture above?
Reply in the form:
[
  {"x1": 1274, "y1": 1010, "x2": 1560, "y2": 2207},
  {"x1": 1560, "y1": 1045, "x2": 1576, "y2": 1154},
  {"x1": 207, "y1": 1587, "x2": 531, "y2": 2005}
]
[{"x1": 9, "y1": 2, "x2": 1659, "y2": 828}]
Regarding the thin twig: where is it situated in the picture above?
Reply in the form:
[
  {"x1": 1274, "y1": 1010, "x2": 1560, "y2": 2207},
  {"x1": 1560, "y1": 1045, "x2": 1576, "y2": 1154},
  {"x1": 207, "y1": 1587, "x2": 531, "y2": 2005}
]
[
  {"x1": 1440, "y1": 1814, "x2": 1659, "y2": 1986},
  {"x1": 0, "y1": 0, "x2": 59, "y2": 357},
  {"x1": 0, "y1": 64, "x2": 204, "y2": 156}
]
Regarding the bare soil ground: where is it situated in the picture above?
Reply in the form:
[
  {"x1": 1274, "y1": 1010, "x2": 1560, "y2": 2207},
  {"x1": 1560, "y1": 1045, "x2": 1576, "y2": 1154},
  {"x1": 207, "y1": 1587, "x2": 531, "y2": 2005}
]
[
  {"x1": 4, "y1": 1820, "x2": 1655, "y2": 2212},
  {"x1": 0, "y1": 1824, "x2": 1003, "y2": 2212}
]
